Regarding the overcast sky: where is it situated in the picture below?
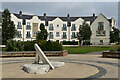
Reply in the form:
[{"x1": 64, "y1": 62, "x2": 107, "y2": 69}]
[{"x1": 1, "y1": 2, "x2": 119, "y2": 28}]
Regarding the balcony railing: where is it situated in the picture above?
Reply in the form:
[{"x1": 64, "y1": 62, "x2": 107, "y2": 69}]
[
  {"x1": 62, "y1": 28, "x2": 67, "y2": 31},
  {"x1": 71, "y1": 35, "x2": 76, "y2": 39},
  {"x1": 17, "y1": 34, "x2": 22, "y2": 38},
  {"x1": 71, "y1": 27, "x2": 76, "y2": 31},
  {"x1": 62, "y1": 35, "x2": 67, "y2": 39},
  {"x1": 17, "y1": 25, "x2": 22, "y2": 29},
  {"x1": 49, "y1": 35, "x2": 54, "y2": 39},
  {"x1": 49, "y1": 27, "x2": 54, "y2": 30},
  {"x1": 26, "y1": 34, "x2": 31, "y2": 38},
  {"x1": 26, "y1": 25, "x2": 31, "y2": 30}
]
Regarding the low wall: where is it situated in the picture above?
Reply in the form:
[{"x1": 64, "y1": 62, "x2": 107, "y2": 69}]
[
  {"x1": 0, "y1": 50, "x2": 68, "y2": 57},
  {"x1": 102, "y1": 51, "x2": 120, "y2": 58}
]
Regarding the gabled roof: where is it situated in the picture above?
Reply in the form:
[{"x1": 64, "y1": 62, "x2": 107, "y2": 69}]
[
  {"x1": 12, "y1": 13, "x2": 112, "y2": 26},
  {"x1": 81, "y1": 16, "x2": 97, "y2": 25},
  {"x1": 13, "y1": 13, "x2": 33, "y2": 19}
]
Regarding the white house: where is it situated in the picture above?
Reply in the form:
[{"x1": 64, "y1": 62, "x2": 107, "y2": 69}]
[{"x1": 10, "y1": 11, "x2": 116, "y2": 45}]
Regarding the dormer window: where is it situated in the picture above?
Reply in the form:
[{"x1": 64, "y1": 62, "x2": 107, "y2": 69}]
[{"x1": 98, "y1": 22, "x2": 104, "y2": 30}]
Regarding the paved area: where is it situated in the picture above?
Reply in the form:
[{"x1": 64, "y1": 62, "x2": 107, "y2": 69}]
[{"x1": 1, "y1": 51, "x2": 119, "y2": 78}]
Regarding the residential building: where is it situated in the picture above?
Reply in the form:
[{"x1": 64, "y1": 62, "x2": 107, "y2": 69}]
[{"x1": 10, "y1": 11, "x2": 116, "y2": 45}]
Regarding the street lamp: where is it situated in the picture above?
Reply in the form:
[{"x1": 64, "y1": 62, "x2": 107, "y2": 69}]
[{"x1": 22, "y1": 19, "x2": 26, "y2": 50}]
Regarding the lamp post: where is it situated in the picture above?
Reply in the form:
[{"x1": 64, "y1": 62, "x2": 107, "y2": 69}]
[{"x1": 22, "y1": 19, "x2": 26, "y2": 50}]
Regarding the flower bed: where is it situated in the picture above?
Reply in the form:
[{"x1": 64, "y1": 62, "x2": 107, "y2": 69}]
[
  {"x1": 102, "y1": 51, "x2": 120, "y2": 58},
  {"x1": 1, "y1": 50, "x2": 68, "y2": 57}
]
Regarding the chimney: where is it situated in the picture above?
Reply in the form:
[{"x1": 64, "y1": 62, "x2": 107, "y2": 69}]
[
  {"x1": 67, "y1": 14, "x2": 70, "y2": 18},
  {"x1": 93, "y1": 13, "x2": 95, "y2": 17},
  {"x1": 19, "y1": 11, "x2": 22, "y2": 16},
  {"x1": 44, "y1": 13, "x2": 46, "y2": 18}
]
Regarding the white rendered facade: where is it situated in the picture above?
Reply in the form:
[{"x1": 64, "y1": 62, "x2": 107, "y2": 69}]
[{"x1": 11, "y1": 12, "x2": 116, "y2": 45}]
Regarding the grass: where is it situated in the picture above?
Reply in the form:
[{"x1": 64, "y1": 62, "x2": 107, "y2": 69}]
[{"x1": 63, "y1": 46, "x2": 110, "y2": 54}]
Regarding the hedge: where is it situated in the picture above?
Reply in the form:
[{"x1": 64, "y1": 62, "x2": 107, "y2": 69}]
[
  {"x1": 5, "y1": 40, "x2": 62, "y2": 51},
  {"x1": 63, "y1": 41, "x2": 78, "y2": 45}
]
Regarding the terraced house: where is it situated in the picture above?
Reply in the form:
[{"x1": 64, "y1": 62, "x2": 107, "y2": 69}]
[{"x1": 11, "y1": 11, "x2": 116, "y2": 45}]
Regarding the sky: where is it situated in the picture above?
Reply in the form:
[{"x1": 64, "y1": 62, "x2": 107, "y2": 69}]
[{"x1": 1, "y1": 2, "x2": 119, "y2": 29}]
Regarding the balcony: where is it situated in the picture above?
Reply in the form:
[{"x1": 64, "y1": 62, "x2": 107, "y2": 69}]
[
  {"x1": 26, "y1": 25, "x2": 31, "y2": 30},
  {"x1": 71, "y1": 27, "x2": 76, "y2": 31},
  {"x1": 26, "y1": 34, "x2": 31, "y2": 38},
  {"x1": 49, "y1": 35, "x2": 54, "y2": 39},
  {"x1": 62, "y1": 28, "x2": 67, "y2": 31},
  {"x1": 17, "y1": 34, "x2": 22, "y2": 38},
  {"x1": 71, "y1": 35, "x2": 76, "y2": 39},
  {"x1": 17, "y1": 25, "x2": 22, "y2": 29},
  {"x1": 62, "y1": 35, "x2": 67, "y2": 39}
]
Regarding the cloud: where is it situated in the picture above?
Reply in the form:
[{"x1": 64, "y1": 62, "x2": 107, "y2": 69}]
[{"x1": 2, "y1": 2, "x2": 118, "y2": 28}]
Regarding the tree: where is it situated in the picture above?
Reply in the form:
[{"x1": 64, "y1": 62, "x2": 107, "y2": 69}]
[
  {"x1": 110, "y1": 27, "x2": 120, "y2": 44},
  {"x1": 77, "y1": 21, "x2": 92, "y2": 46},
  {"x1": 36, "y1": 23, "x2": 48, "y2": 41},
  {"x1": 2, "y1": 9, "x2": 17, "y2": 44}
]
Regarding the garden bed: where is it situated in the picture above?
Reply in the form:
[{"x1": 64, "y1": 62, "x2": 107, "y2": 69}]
[
  {"x1": 102, "y1": 51, "x2": 120, "y2": 58},
  {"x1": 0, "y1": 50, "x2": 68, "y2": 57}
]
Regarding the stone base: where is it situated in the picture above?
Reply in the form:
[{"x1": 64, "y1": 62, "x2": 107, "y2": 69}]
[
  {"x1": 50, "y1": 61, "x2": 65, "y2": 68},
  {"x1": 22, "y1": 61, "x2": 65, "y2": 74},
  {"x1": 22, "y1": 64, "x2": 50, "y2": 74}
]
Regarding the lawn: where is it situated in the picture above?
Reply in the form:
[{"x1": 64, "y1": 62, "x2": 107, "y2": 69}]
[{"x1": 63, "y1": 46, "x2": 110, "y2": 54}]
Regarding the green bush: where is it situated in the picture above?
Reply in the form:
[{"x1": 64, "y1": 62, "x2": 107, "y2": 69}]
[
  {"x1": 4, "y1": 40, "x2": 63, "y2": 51},
  {"x1": 38, "y1": 40, "x2": 47, "y2": 51},
  {"x1": 110, "y1": 45, "x2": 118, "y2": 52},
  {"x1": 6, "y1": 40, "x2": 23, "y2": 51},
  {"x1": 24, "y1": 41, "x2": 35, "y2": 51},
  {"x1": 63, "y1": 41, "x2": 78, "y2": 45},
  {"x1": 117, "y1": 45, "x2": 120, "y2": 52},
  {"x1": 83, "y1": 41, "x2": 91, "y2": 45},
  {"x1": 38, "y1": 40, "x2": 62, "y2": 51}
]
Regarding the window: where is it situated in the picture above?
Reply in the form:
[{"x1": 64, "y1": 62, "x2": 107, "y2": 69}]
[
  {"x1": 100, "y1": 40, "x2": 103, "y2": 44},
  {"x1": 71, "y1": 32, "x2": 76, "y2": 39},
  {"x1": 102, "y1": 31, "x2": 106, "y2": 35},
  {"x1": 71, "y1": 24, "x2": 76, "y2": 31},
  {"x1": 56, "y1": 32, "x2": 60, "y2": 37},
  {"x1": 49, "y1": 32, "x2": 53, "y2": 39},
  {"x1": 98, "y1": 22, "x2": 104, "y2": 30},
  {"x1": 62, "y1": 32, "x2": 67, "y2": 39},
  {"x1": 27, "y1": 22, "x2": 30, "y2": 25},
  {"x1": 17, "y1": 21, "x2": 22, "y2": 29},
  {"x1": 96, "y1": 30, "x2": 106, "y2": 36},
  {"x1": 26, "y1": 31, "x2": 31, "y2": 38},
  {"x1": 34, "y1": 31, "x2": 37, "y2": 35},
  {"x1": 49, "y1": 24, "x2": 54, "y2": 30},
  {"x1": 96, "y1": 31, "x2": 100, "y2": 36},
  {"x1": 17, "y1": 31, "x2": 22, "y2": 38},
  {"x1": 33, "y1": 23, "x2": 37, "y2": 27},
  {"x1": 62, "y1": 24, "x2": 67, "y2": 31},
  {"x1": 26, "y1": 22, "x2": 31, "y2": 29}
]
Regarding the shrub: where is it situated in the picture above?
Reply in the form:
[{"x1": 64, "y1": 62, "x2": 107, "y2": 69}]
[
  {"x1": 83, "y1": 41, "x2": 91, "y2": 45},
  {"x1": 63, "y1": 41, "x2": 78, "y2": 45},
  {"x1": 5, "y1": 40, "x2": 63, "y2": 51},
  {"x1": 38, "y1": 40, "x2": 62, "y2": 51},
  {"x1": 52, "y1": 41, "x2": 62, "y2": 51},
  {"x1": 38, "y1": 40, "x2": 47, "y2": 51},
  {"x1": 6, "y1": 40, "x2": 23, "y2": 51},
  {"x1": 110, "y1": 45, "x2": 118, "y2": 52},
  {"x1": 117, "y1": 45, "x2": 120, "y2": 52},
  {"x1": 24, "y1": 41, "x2": 35, "y2": 51}
]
